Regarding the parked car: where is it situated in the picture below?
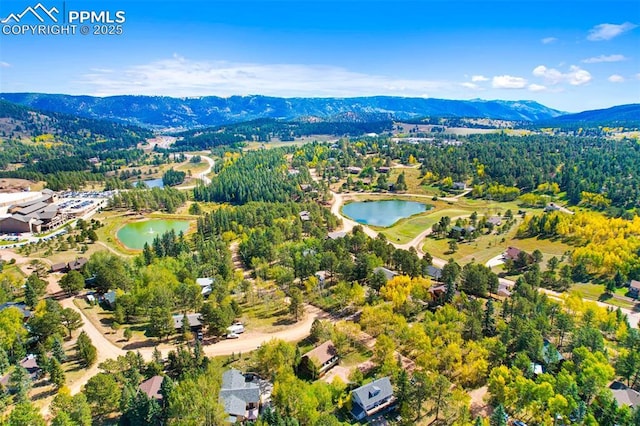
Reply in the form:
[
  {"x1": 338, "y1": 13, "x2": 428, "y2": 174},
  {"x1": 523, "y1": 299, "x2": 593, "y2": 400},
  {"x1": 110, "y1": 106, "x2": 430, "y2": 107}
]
[
  {"x1": 512, "y1": 421, "x2": 527, "y2": 426},
  {"x1": 226, "y1": 333, "x2": 240, "y2": 339}
]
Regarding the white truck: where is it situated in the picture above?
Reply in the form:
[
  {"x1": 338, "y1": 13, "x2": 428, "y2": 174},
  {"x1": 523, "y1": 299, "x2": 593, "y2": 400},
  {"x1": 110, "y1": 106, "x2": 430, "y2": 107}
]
[{"x1": 226, "y1": 323, "x2": 245, "y2": 334}]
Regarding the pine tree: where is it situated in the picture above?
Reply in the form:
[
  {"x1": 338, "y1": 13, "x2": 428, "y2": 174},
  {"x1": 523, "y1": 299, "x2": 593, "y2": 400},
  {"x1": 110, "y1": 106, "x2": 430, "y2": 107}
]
[
  {"x1": 490, "y1": 404, "x2": 507, "y2": 426},
  {"x1": 48, "y1": 358, "x2": 66, "y2": 389},
  {"x1": 483, "y1": 300, "x2": 497, "y2": 337},
  {"x1": 52, "y1": 336, "x2": 67, "y2": 363}
]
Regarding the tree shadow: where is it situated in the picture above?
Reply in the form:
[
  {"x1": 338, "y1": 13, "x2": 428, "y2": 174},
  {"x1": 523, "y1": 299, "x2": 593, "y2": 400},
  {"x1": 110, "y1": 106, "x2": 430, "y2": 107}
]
[{"x1": 273, "y1": 317, "x2": 296, "y2": 326}]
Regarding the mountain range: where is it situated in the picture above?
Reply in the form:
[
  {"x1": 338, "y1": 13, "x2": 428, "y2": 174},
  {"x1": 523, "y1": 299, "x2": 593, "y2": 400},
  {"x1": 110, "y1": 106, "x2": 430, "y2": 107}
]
[
  {"x1": 0, "y1": 93, "x2": 637, "y2": 130},
  {"x1": 0, "y1": 93, "x2": 568, "y2": 129}
]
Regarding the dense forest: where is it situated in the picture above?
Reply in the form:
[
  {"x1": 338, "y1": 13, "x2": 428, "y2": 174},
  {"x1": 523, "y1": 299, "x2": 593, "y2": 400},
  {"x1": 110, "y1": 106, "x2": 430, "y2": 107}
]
[
  {"x1": 173, "y1": 118, "x2": 393, "y2": 150},
  {"x1": 194, "y1": 148, "x2": 324, "y2": 204}
]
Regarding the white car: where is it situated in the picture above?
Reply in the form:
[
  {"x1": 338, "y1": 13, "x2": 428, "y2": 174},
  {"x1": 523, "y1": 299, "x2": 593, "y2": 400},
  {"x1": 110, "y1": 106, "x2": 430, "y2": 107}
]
[{"x1": 226, "y1": 333, "x2": 240, "y2": 339}]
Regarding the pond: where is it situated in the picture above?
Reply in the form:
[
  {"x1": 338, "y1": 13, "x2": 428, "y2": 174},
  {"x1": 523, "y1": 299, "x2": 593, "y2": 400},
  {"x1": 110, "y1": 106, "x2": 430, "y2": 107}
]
[
  {"x1": 137, "y1": 178, "x2": 164, "y2": 189},
  {"x1": 342, "y1": 200, "x2": 430, "y2": 227},
  {"x1": 117, "y1": 219, "x2": 191, "y2": 250}
]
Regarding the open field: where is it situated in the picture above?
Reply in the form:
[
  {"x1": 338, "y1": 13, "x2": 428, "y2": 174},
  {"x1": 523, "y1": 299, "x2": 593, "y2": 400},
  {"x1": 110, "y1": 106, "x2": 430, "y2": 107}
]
[{"x1": 569, "y1": 284, "x2": 637, "y2": 310}]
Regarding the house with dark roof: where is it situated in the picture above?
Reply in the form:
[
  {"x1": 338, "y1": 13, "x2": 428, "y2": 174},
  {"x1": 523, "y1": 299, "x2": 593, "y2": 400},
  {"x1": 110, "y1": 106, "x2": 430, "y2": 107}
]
[
  {"x1": 0, "y1": 301, "x2": 32, "y2": 321},
  {"x1": 610, "y1": 381, "x2": 640, "y2": 408},
  {"x1": 373, "y1": 267, "x2": 398, "y2": 281},
  {"x1": 350, "y1": 377, "x2": 395, "y2": 421},
  {"x1": 427, "y1": 265, "x2": 442, "y2": 282},
  {"x1": 68, "y1": 257, "x2": 88, "y2": 271},
  {"x1": 50, "y1": 262, "x2": 67, "y2": 273},
  {"x1": 219, "y1": 369, "x2": 262, "y2": 423},
  {"x1": 139, "y1": 375, "x2": 164, "y2": 400},
  {"x1": 0, "y1": 355, "x2": 41, "y2": 388},
  {"x1": 172, "y1": 313, "x2": 203, "y2": 332},
  {"x1": 629, "y1": 280, "x2": 640, "y2": 299},
  {"x1": 298, "y1": 340, "x2": 339, "y2": 379}
]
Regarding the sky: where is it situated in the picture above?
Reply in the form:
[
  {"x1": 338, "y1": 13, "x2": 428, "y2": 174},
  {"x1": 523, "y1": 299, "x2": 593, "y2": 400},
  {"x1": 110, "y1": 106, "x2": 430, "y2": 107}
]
[{"x1": 0, "y1": 0, "x2": 639, "y2": 112}]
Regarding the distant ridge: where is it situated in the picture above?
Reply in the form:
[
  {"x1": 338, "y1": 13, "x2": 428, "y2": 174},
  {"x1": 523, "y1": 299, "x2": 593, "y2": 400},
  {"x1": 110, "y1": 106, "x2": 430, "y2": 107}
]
[
  {"x1": 550, "y1": 104, "x2": 640, "y2": 125},
  {"x1": 0, "y1": 93, "x2": 565, "y2": 129}
]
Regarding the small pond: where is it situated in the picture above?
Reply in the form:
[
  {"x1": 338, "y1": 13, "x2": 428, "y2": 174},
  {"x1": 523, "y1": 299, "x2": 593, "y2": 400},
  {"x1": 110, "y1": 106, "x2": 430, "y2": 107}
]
[
  {"x1": 342, "y1": 200, "x2": 430, "y2": 227},
  {"x1": 137, "y1": 178, "x2": 164, "y2": 189},
  {"x1": 117, "y1": 220, "x2": 190, "y2": 250}
]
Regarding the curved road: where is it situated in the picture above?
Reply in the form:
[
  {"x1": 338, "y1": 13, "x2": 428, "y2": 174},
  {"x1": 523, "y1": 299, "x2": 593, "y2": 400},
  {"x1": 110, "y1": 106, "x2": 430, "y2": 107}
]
[{"x1": 180, "y1": 154, "x2": 214, "y2": 189}]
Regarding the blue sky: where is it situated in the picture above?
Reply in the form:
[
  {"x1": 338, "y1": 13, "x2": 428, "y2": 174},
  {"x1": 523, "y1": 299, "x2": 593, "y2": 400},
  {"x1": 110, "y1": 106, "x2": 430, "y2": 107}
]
[{"x1": 0, "y1": 0, "x2": 639, "y2": 112}]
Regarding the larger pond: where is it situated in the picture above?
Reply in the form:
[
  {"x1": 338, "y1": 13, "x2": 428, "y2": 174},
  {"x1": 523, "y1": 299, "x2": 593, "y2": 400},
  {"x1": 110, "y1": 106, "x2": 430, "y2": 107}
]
[
  {"x1": 117, "y1": 220, "x2": 190, "y2": 250},
  {"x1": 342, "y1": 200, "x2": 429, "y2": 227}
]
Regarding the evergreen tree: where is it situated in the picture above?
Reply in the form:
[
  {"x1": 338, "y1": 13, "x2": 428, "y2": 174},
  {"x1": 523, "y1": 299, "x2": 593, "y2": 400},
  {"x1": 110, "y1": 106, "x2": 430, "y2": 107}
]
[
  {"x1": 490, "y1": 404, "x2": 507, "y2": 426},
  {"x1": 48, "y1": 358, "x2": 66, "y2": 389},
  {"x1": 483, "y1": 300, "x2": 497, "y2": 337},
  {"x1": 52, "y1": 336, "x2": 67, "y2": 363}
]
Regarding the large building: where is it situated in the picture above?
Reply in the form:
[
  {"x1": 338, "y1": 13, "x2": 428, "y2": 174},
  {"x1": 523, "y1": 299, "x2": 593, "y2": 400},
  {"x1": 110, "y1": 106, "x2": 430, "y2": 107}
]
[{"x1": 0, "y1": 189, "x2": 64, "y2": 233}]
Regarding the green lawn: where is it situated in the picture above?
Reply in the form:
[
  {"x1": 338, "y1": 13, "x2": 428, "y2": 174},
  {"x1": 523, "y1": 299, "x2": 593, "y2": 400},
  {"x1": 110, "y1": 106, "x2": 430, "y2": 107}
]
[
  {"x1": 382, "y1": 208, "x2": 469, "y2": 244},
  {"x1": 569, "y1": 283, "x2": 638, "y2": 310}
]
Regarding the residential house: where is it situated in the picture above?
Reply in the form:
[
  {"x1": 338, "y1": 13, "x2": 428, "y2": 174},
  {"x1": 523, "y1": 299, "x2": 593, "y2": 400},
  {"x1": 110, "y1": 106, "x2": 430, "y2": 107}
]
[
  {"x1": 427, "y1": 266, "x2": 442, "y2": 282},
  {"x1": 377, "y1": 166, "x2": 390, "y2": 174},
  {"x1": 300, "y1": 184, "x2": 312, "y2": 192},
  {"x1": 219, "y1": 369, "x2": 262, "y2": 423},
  {"x1": 0, "y1": 302, "x2": 32, "y2": 321},
  {"x1": 139, "y1": 375, "x2": 164, "y2": 400},
  {"x1": 298, "y1": 340, "x2": 339, "y2": 379},
  {"x1": 487, "y1": 217, "x2": 502, "y2": 227},
  {"x1": 172, "y1": 313, "x2": 203, "y2": 332},
  {"x1": 347, "y1": 167, "x2": 362, "y2": 175},
  {"x1": 449, "y1": 225, "x2": 475, "y2": 239},
  {"x1": 299, "y1": 211, "x2": 311, "y2": 221},
  {"x1": 327, "y1": 231, "x2": 347, "y2": 240},
  {"x1": 350, "y1": 377, "x2": 395, "y2": 421},
  {"x1": 373, "y1": 267, "x2": 398, "y2": 281},
  {"x1": 610, "y1": 381, "x2": 640, "y2": 408},
  {"x1": 453, "y1": 182, "x2": 466, "y2": 190},
  {"x1": 629, "y1": 280, "x2": 640, "y2": 299},
  {"x1": 503, "y1": 246, "x2": 522, "y2": 261},
  {"x1": 68, "y1": 257, "x2": 88, "y2": 271},
  {"x1": 103, "y1": 291, "x2": 117, "y2": 309},
  {"x1": 50, "y1": 262, "x2": 67, "y2": 273},
  {"x1": 0, "y1": 355, "x2": 41, "y2": 388}
]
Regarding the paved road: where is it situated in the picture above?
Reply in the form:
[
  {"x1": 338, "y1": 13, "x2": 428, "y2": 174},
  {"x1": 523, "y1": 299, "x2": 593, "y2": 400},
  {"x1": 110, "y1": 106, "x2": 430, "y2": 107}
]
[{"x1": 180, "y1": 154, "x2": 215, "y2": 189}]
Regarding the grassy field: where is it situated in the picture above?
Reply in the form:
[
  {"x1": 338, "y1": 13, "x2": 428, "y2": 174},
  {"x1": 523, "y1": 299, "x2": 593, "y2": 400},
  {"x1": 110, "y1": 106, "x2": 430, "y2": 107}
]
[{"x1": 569, "y1": 284, "x2": 637, "y2": 310}]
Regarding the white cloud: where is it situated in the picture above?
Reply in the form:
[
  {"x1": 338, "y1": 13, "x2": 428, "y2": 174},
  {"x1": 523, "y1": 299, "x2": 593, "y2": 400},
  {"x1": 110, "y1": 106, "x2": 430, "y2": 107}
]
[
  {"x1": 541, "y1": 37, "x2": 558, "y2": 44},
  {"x1": 582, "y1": 54, "x2": 627, "y2": 63},
  {"x1": 636, "y1": 73, "x2": 640, "y2": 80},
  {"x1": 587, "y1": 22, "x2": 637, "y2": 41},
  {"x1": 532, "y1": 65, "x2": 592, "y2": 86},
  {"x1": 81, "y1": 56, "x2": 454, "y2": 97},
  {"x1": 528, "y1": 84, "x2": 547, "y2": 92},
  {"x1": 0, "y1": 61, "x2": 10, "y2": 68},
  {"x1": 608, "y1": 74, "x2": 625, "y2": 83},
  {"x1": 491, "y1": 75, "x2": 528, "y2": 89},
  {"x1": 471, "y1": 75, "x2": 489, "y2": 82},
  {"x1": 461, "y1": 82, "x2": 480, "y2": 90}
]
